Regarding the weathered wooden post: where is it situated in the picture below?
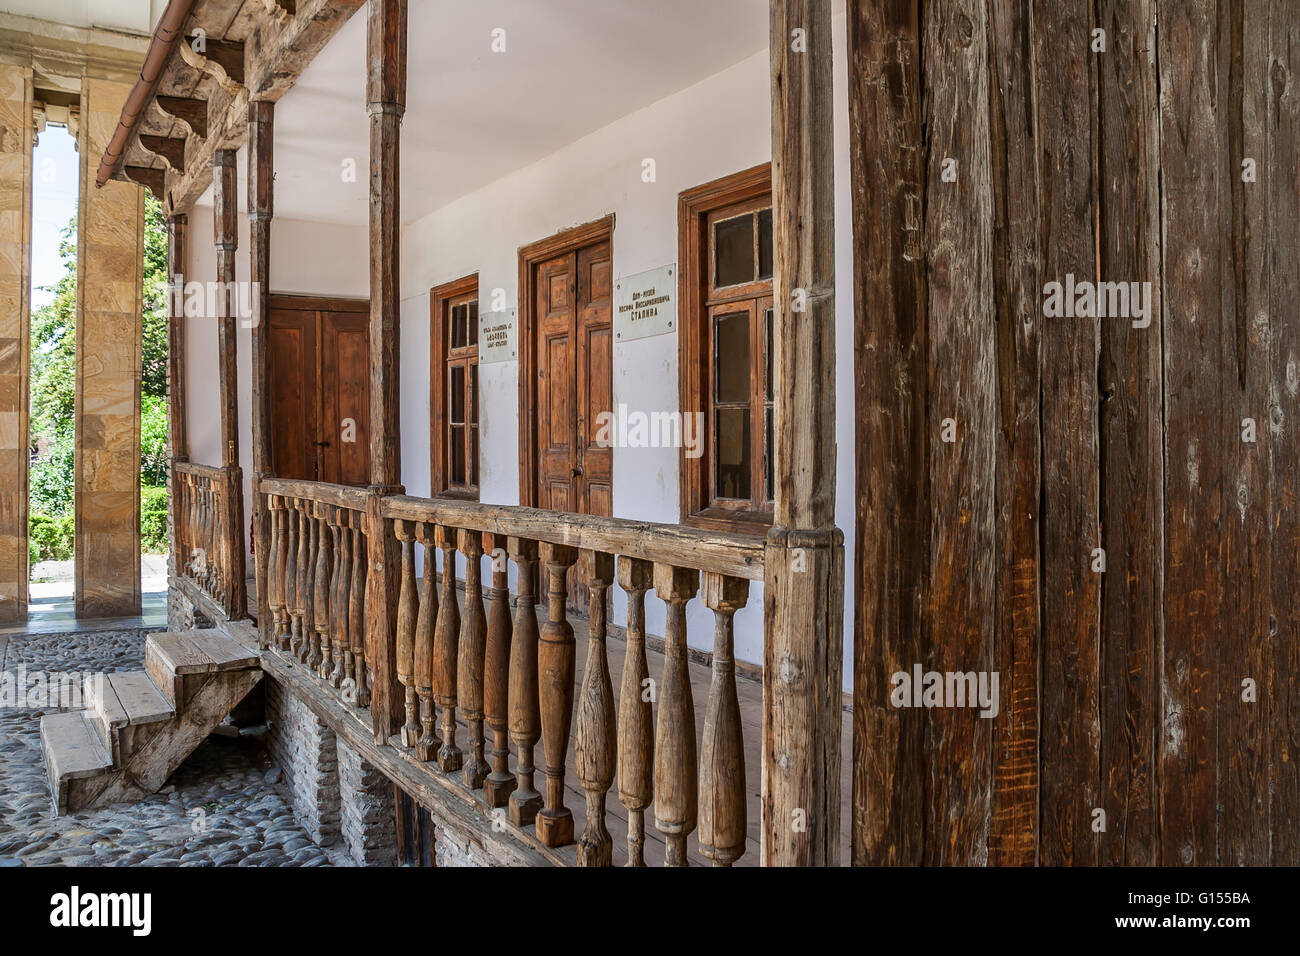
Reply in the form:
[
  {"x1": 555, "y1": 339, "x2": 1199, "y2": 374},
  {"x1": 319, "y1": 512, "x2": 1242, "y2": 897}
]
[
  {"x1": 213, "y1": 148, "x2": 247, "y2": 620},
  {"x1": 365, "y1": 0, "x2": 407, "y2": 745},
  {"x1": 166, "y1": 213, "x2": 188, "y2": 616},
  {"x1": 248, "y1": 99, "x2": 274, "y2": 646},
  {"x1": 762, "y1": 0, "x2": 843, "y2": 866}
]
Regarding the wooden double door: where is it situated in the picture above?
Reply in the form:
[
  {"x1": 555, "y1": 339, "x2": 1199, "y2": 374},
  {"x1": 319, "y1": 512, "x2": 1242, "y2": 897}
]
[
  {"x1": 268, "y1": 295, "x2": 371, "y2": 485},
  {"x1": 526, "y1": 228, "x2": 614, "y2": 518}
]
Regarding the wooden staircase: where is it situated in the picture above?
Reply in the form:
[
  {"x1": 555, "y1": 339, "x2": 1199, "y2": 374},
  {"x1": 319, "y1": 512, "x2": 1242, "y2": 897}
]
[{"x1": 39, "y1": 629, "x2": 263, "y2": 815}]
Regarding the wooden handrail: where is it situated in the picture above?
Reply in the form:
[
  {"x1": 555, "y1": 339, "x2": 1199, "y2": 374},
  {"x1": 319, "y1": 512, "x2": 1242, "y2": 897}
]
[
  {"x1": 261, "y1": 476, "x2": 370, "y2": 512},
  {"x1": 381, "y1": 495, "x2": 765, "y2": 581},
  {"x1": 172, "y1": 460, "x2": 226, "y2": 481}
]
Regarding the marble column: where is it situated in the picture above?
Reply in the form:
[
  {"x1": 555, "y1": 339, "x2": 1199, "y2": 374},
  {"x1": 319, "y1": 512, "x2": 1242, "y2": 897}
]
[
  {"x1": 0, "y1": 64, "x2": 33, "y2": 624},
  {"x1": 75, "y1": 77, "x2": 144, "y2": 618}
]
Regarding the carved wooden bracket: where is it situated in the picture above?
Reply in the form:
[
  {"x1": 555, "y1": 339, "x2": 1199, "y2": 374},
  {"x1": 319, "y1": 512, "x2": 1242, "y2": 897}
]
[
  {"x1": 124, "y1": 165, "x2": 166, "y2": 202},
  {"x1": 180, "y1": 35, "x2": 246, "y2": 89},
  {"x1": 139, "y1": 134, "x2": 187, "y2": 170},
  {"x1": 155, "y1": 96, "x2": 208, "y2": 139}
]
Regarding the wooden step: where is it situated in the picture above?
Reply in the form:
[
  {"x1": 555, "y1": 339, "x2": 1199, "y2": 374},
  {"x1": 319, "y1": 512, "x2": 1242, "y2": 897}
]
[
  {"x1": 144, "y1": 629, "x2": 258, "y2": 707},
  {"x1": 85, "y1": 671, "x2": 176, "y2": 765},
  {"x1": 39, "y1": 711, "x2": 113, "y2": 814}
]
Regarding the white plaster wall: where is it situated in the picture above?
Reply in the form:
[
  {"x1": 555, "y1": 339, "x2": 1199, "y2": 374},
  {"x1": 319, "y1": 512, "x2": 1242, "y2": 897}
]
[
  {"x1": 399, "y1": 24, "x2": 856, "y2": 685},
  {"x1": 184, "y1": 182, "x2": 370, "y2": 563}
]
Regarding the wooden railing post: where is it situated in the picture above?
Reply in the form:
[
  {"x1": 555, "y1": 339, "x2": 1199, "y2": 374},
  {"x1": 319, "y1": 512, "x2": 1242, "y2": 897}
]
[
  {"x1": 654, "y1": 564, "x2": 700, "y2": 866},
  {"x1": 433, "y1": 525, "x2": 462, "y2": 771},
  {"x1": 507, "y1": 538, "x2": 542, "y2": 827},
  {"x1": 395, "y1": 518, "x2": 419, "y2": 745},
  {"x1": 330, "y1": 509, "x2": 350, "y2": 687},
  {"x1": 575, "y1": 550, "x2": 616, "y2": 866},
  {"x1": 364, "y1": 0, "x2": 406, "y2": 747},
  {"x1": 413, "y1": 521, "x2": 440, "y2": 760},
  {"x1": 348, "y1": 510, "x2": 369, "y2": 708},
  {"x1": 536, "y1": 542, "x2": 579, "y2": 848},
  {"x1": 249, "y1": 98, "x2": 274, "y2": 645},
  {"x1": 764, "y1": 0, "x2": 844, "y2": 866},
  {"x1": 616, "y1": 556, "x2": 654, "y2": 866},
  {"x1": 700, "y1": 572, "x2": 749, "y2": 866},
  {"x1": 482, "y1": 532, "x2": 516, "y2": 807},
  {"x1": 458, "y1": 530, "x2": 490, "y2": 789}
]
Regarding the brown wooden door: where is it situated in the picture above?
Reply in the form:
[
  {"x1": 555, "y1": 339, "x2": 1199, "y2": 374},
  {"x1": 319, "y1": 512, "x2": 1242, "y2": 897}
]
[
  {"x1": 268, "y1": 295, "x2": 371, "y2": 485},
  {"x1": 534, "y1": 239, "x2": 613, "y2": 517}
]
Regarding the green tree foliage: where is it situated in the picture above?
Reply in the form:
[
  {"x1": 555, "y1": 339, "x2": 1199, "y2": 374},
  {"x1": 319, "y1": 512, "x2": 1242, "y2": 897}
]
[{"x1": 29, "y1": 191, "x2": 171, "y2": 561}]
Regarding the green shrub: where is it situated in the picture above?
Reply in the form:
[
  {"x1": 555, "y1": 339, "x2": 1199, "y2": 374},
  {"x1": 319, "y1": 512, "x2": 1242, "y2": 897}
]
[
  {"x1": 141, "y1": 484, "x2": 169, "y2": 554},
  {"x1": 29, "y1": 511, "x2": 74, "y2": 563}
]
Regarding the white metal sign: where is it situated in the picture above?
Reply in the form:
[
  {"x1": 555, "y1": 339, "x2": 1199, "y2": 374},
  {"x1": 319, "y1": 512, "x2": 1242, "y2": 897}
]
[
  {"x1": 478, "y1": 308, "x2": 517, "y2": 363},
  {"x1": 614, "y1": 264, "x2": 676, "y2": 342}
]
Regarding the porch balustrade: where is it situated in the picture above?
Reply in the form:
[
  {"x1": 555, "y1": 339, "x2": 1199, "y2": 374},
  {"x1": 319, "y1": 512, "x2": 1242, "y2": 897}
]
[
  {"x1": 255, "y1": 479, "x2": 764, "y2": 866},
  {"x1": 173, "y1": 461, "x2": 244, "y2": 619}
]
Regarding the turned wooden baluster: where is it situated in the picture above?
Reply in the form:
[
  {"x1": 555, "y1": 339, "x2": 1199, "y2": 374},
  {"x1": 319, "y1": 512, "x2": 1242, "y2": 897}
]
[
  {"x1": 321, "y1": 508, "x2": 341, "y2": 679},
  {"x1": 536, "y1": 542, "x2": 578, "y2": 847},
  {"x1": 298, "y1": 499, "x2": 317, "y2": 664},
  {"x1": 654, "y1": 564, "x2": 700, "y2": 866},
  {"x1": 311, "y1": 503, "x2": 332, "y2": 677},
  {"x1": 284, "y1": 499, "x2": 301, "y2": 654},
  {"x1": 413, "y1": 521, "x2": 440, "y2": 760},
  {"x1": 272, "y1": 496, "x2": 291, "y2": 649},
  {"x1": 575, "y1": 550, "x2": 616, "y2": 866},
  {"x1": 617, "y1": 556, "x2": 655, "y2": 866},
  {"x1": 349, "y1": 514, "x2": 369, "y2": 707},
  {"x1": 433, "y1": 525, "x2": 463, "y2": 771},
  {"x1": 395, "y1": 519, "x2": 420, "y2": 746},
  {"x1": 507, "y1": 538, "x2": 542, "y2": 826},
  {"x1": 330, "y1": 510, "x2": 350, "y2": 687},
  {"x1": 482, "y1": 532, "x2": 516, "y2": 808},
  {"x1": 265, "y1": 496, "x2": 283, "y2": 647},
  {"x1": 458, "y1": 530, "x2": 490, "y2": 789},
  {"x1": 699, "y1": 572, "x2": 749, "y2": 866}
]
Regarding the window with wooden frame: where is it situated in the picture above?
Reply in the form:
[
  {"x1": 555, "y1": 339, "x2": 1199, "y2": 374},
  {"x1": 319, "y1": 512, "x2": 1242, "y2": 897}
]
[
  {"x1": 430, "y1": 274, "x2": 480, "y2": 499},
  {"x1": 678, "y1": 164, "x2": 775, "y2": 532}
]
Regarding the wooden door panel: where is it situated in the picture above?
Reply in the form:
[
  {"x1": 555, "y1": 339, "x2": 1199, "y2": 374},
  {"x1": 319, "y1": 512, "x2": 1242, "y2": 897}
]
[
  {"x1": 537, "y1": 254, "x2": 577, "y2": 512},
  {"x1": 321, "y1": 310, "x2": 371, "y2": 486},
  {"x1": 268, "y1": 309, "x2": 317, "y2": 481}
]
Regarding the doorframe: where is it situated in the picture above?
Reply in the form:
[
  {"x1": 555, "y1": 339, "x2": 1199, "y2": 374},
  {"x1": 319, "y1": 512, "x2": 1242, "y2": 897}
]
[{"x1": 516, "y1": 215, "x2": 615, "y2": 509}]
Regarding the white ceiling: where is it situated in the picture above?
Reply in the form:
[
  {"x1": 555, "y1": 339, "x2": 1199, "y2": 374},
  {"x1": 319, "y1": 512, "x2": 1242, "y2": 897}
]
[{"x1": 258, "y1": 0, "x2": 769, "y2": 226}]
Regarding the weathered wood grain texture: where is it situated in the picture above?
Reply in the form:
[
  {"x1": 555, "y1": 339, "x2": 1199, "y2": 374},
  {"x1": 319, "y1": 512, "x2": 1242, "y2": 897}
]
[
  {"x1": 1157, "y1": 0, "x2": 1225, "y2": 866},
  {"x1": 249, "y1": 98, "x2": 274, "y2": 647},
  {"x1": 763, "y1": 0, "x2": 844, "y2": 868},
  {"x1": 166, "y1": 215, "x2": 188, "y2": 463},
  {"x1": 985, "y1": 0, "x2": 1041, "y2": 867},
  {"x1": 847, "y1": 0, "x2": 927, "y2": 866},
  {"x1": 1267, "y1": 0, "x2": 1300, "y2": 866},
  {"x1": 1094, "y1": 0, "x2": 1161, "y2": 867}
]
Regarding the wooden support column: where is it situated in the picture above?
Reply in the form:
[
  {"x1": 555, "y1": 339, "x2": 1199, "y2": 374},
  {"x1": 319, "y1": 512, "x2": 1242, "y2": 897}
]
[
  {"x1": 248, "y1": 100, "x2": 274, "y2": 646},
  {"x1": 365, "y1": 0, "x2": 407, "y2": 744},
  {"x1": 762, "y1": 0, "x2": 843, "y2": 866},
  {"x1": 166, "y1": 213, "x2": 188, "y2": 600},
  {"x1": 213, "y1": 148, "x2": 247, "y2": 619}
]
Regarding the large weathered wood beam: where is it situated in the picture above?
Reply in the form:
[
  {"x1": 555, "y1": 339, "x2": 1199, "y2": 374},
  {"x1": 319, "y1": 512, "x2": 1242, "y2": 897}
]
[
  {"x1": 761, "y1": 0, "x2": 843, "y2": 866},
  {"x1": 365, "y1": 0, "x2": 407, "y2": 745},
  {"x1": 124, "y1": 164, "x2": 166, "y2": 201},
  {"x1": 183, "y1": 34, "x2": 245, "y2": 86},
  {"x1": 249, "y1": 98, "x2": 274, "y2": 647},
  {"x1": 213, "y1": 147, "x2": 247, "y2": 619}
]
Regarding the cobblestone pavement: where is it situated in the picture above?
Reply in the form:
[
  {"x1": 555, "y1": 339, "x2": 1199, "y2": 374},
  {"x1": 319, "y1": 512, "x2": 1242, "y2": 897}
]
[{"x1": 0, "y1": 629, "x2": 341, "y2": 867}]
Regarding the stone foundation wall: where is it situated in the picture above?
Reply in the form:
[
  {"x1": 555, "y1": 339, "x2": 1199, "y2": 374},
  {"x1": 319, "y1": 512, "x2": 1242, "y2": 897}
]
[
  {"x1": 265, "y1": 677, "x2": 341, "y2": 846},
  {"x1": 337, "y1": 740, "x2": 396, "y2": 866},
  {"x1": 166, "y1": 582, "x2": 197, "y2": 631}
]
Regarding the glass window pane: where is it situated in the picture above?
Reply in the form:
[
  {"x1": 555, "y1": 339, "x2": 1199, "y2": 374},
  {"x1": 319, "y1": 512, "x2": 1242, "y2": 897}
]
[
  {"x1": 451, "y1": 304, "x2": 467, "y2": 350},
  {"x1": 758, "y1": 208, "x2": 773, "y2": 280},
  {"x1": 713, "y1": 311, "x2": 750, "y2": 404},
  {"x1": 714, "y1": 407, "x2": 751, "y2": 500},
  {"x1": 450, "y1": 425, "x2": 465, "y2": 485},
  {"x1": 469, "y1": 300, "x2": 479, "y2": 345},
  {"x1": 764, "y1": 307, "x2": 774, "y2": 401},
  {"x1": 450, "y1": 364, "x2": 465, "y2": 424},
  {"x1": 715, "y1": 214, "x2": 755, "y2": 287},
  {"x1": 764, "y1": 406, "x2": 774, "y2": 503}
]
